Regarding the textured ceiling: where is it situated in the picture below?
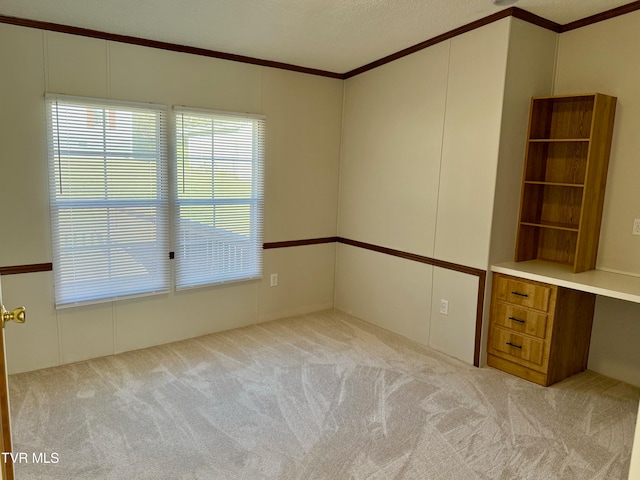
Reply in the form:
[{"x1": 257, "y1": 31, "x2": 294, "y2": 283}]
[{"x1": 0, "y1": 0, "x2": 632, "y2": 73}]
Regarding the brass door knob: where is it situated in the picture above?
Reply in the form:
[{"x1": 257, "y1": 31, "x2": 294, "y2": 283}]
[{"x1": 1, "y1": 305, "x2": 26, "y2": 328}]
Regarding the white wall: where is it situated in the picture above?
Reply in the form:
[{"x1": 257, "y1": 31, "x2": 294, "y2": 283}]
[
  {"x1": 489, "y1": 19, "x2": 558, "y2": 267},
  {"x1": 0, "y1": 26, "x2": 49, "y2": 267},
  {"x1": 334, "y1": 35, "x2": 448, "y2": 351},
  {"x1": 335, "y1": 244, "x2": 433, "y2": 345},
  {"x1": 337, "y1": 41, "x2": 449, "y2": 257},
  {"x1": 428, "y1": 19, "x2": 515, "y2": 361},
  {"x1": 631, "y1": 405, "x2": 640, "y2": 479},
  {"x1": 554, "y1": 11, "x2": 640, "y2": 386},
  {"x1": 336, "y1": 19, "x2": 512, "y2": 363},
  {"x1": 555, "y1": 12, "x2": 640, "y2": 276},
  {"x1": 429, "y1": 267, "x2": 479, "y2": 364},
  {"x1": 335, "y1": 18, "x2": 560, "y2": 365},
  {"x1": 0, "y1": 23, "x2": 343, "y2": 374},
  {"x1": 432, "y1": 20, "x2": 510, "y2": 270},
  {"x1": 589, "y1": 297, "x2": 640, "y2": 387}
]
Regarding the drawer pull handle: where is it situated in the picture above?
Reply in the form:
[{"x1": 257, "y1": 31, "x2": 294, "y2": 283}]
[
  {"x1": 508, "y1": 316, "x2": 526, "y2": 324},
  {"x1": 506, "y1": 342, "x2": 522, "y2": 349},
  {"x1": 510, "y1": 291, "x2": 529, "y2": 298}
]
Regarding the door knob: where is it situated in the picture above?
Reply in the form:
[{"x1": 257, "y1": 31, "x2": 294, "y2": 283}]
[{"x1": 1, "y1": 305, "x2": 26, "y2": 328}]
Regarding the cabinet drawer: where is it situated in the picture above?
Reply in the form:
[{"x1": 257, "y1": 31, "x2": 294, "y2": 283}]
[
  {"x1": 493, "y1": 302, "x2": 548, "y2": 339},
  {"x1": 495, "y1": 275, "x2": 551, "y2": 312},
  {"x1": 490, "y1": 327, "x2": 545, "y2": 366}
]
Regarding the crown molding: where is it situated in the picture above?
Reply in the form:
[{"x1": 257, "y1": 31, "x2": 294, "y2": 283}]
[
  {"x1": 0, "y1": 2, "x2": 638, "y2": 79},
  {"x1": 343, "y1": 7, "x2": 560, "y2": 79},
  {"x1": 561, "y1": 0, "x2": 640, "y2": 32},
  {"x1": 0, "y1": 14, "x2": 343, "y2": 79}
]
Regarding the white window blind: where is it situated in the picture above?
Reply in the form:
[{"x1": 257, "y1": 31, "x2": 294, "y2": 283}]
[
  {"x1": 46, "y1": 95, "x2": 170, "y2": 307},
  {"x1": 174, "y1": 107, "x2": 264, "y2": 289}
]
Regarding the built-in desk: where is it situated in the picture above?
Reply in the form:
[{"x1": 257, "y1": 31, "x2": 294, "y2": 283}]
[
  {"x1": 492, "y1": 260, "x2": 640, "y2": 304},
  {"x1": 491, "y1": 260, "x2": 640, "y2": 480},
  {"x1": 488, "y1": 259, "x2": 640, "y2": 386}
]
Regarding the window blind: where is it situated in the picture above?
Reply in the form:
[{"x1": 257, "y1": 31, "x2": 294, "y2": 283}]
[
  {"x1": 174, "y1": 107, "x2": 264, "y2": 289},
  {"x1": 46, "y1": 95, "x2": 170, "y2": 307}
]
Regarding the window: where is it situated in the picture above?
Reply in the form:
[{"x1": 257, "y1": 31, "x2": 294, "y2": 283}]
[
  {"x1": 46, "y1": 95, "x2": 169, "y2": 307},
  {"x1": 174, "y1": 107, "x2": 265, "y2": 289},
  {"x1": 46, "y1": 97, "x2": 264, "y2": 306}
]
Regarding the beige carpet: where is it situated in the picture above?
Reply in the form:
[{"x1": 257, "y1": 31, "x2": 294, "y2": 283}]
[{"x1": 8, "y1": 310, "x2": 639, "y2": 479}]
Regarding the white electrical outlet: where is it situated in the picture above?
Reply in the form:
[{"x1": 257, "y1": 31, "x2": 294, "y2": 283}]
[
  {"x1": 633, "y1": 218, "x2": 640, "y2": 236},
  {"x1": 270, "y1": 273, "x2": 278, "y2": 287},
  {"x1": 440, "y1": 299, "x2": 449, "y2": 315}
]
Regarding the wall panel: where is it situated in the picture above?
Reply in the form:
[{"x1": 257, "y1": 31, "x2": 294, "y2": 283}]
[
  {"x1": 336, "y1": 20, "x2": 512, "y2": 364},
  {"x1": 428, "y1": 267, "x2": 479, "y2": 365},
  {"x1": 58, "y1": 303, "x2": 113, "y2": 365},
  {"x1": 108, "y1": 41, "x2": 262, "y2": 112},
  {"x1": 338, "y1": 42, "x2": 449, "y2": 256},
  {"x1": 335, "y1": 243, "x2": 433, "y2": 346},
  {"x1": 489, "y1": 19, "x2": 557, "y2": 267},
  {"x1": 434, "y1": 19, "x2": 510, "y2": 269},
  {"x1": 0, "y1": 24, "x2": 49, "y2": 266},
  {"x1": 261, "y1": 68, "x2": 343, "y2": 242},
  {"x1": 115, "y1": 282, "x2": 258, "y2": 354},
  {"x1": 631, "y1": 408, "x2": 640, "y2": 479},
  {"x1": 259, "y1": 244, "x2": 335, "y2": 322},
  {"x1": 45, "y1": 31, "x2": 108, "y2": 98},
  {"x1": 588, "y1": 296, "x2": 640, "y2": 387}
]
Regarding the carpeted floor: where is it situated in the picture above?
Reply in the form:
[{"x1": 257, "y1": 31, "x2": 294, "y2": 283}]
[{"x1": 8, "y1": 310, "x2": 639, "y2": 479}]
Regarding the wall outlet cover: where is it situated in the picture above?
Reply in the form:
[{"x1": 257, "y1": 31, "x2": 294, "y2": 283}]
[
  {"x1": 439, "y1": 299, "x2": 449, "y2": 315},
  {"x1": 633, "y1": 218, "x2": 640, "y2": 235}
]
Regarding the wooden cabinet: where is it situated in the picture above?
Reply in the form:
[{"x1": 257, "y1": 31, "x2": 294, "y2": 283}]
[
  {"x1": 487, "y1": 273, "x2": 596, "y2": 386},
  {"x1": 515, "y1": 93, "x2": 617, "y2": 273}
]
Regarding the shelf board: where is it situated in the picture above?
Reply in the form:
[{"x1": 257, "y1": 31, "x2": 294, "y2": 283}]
[
  {"x1": 520, "y1": 221, "x2": 579, "y2": 232},
  {"x1": 529, "y1": 93, "x2": 597, "y2": 101},
  {"x1": 492, "y1": 260, "x2": 640, "y2": 305},
  {"x1": 524, "y1": 181, "x2": 584, "y2": 188},
  {"x1": 528, "y1": 138, "x2": 590, "y2": 143}
]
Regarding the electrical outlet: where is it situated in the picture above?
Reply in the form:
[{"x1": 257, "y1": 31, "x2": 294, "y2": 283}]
[
  {"x1": 270, "y1": 273, "x2": 278, "y2": 287},
  {"x1": 633, "y1": 218, "x2": 640, "y2": 236},
  {"x1": 439, "y1": 299, "x2": 449, "y2": 315}
]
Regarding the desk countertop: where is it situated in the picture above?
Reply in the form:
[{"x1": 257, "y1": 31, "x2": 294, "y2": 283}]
[{"x1": 491, "y1": 261, "x2": 640, "y2": 304}]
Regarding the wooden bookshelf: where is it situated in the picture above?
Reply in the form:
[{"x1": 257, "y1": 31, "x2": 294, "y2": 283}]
[{"x1": 515, "y1": 93, "x2": 617, "y2": 273}]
